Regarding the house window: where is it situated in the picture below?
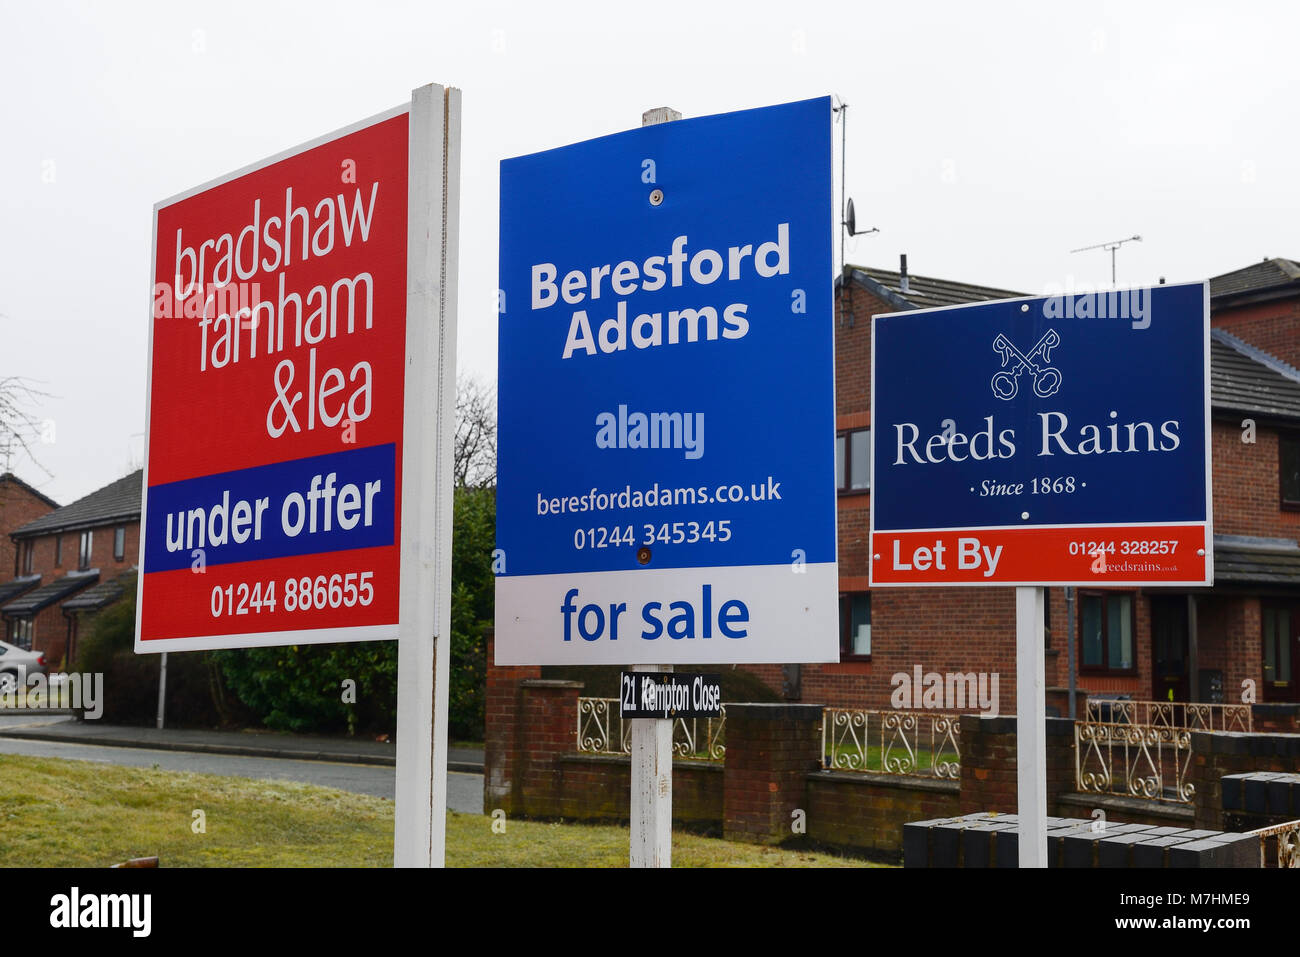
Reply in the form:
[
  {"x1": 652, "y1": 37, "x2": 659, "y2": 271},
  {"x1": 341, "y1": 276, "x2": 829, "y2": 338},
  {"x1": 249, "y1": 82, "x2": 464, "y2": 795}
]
[
  {"x1": 836, "y1": 428, "x2": 870, "y2": 492},
  {"x1": 114, "y1": 527, "x2": 125, "y2": 562},
  {"x1": 1282, "y1": 434, "x2": 1300, "y2": 508},
  {"x1": 20, "y1": 541, "x2": 33, "y2": 576},
  {"x1": 8, "y1": 618, "x2": 33, "y2": 651},
  {"x1": 1079, "y1": 591, "x2": 1135, "y2": 673},
  {"x1": 1263, "y1": 605, "x2": 1292, "y2": 691},
  {"x1": 840, "y1": 592, "x2": 871, "y2": 659},
  {"x1": 78, "y1": 530, "x2": 93, "y2": 570},
  {"x1": 55, "y1": 535, "x2": 62, "y2": 567}
]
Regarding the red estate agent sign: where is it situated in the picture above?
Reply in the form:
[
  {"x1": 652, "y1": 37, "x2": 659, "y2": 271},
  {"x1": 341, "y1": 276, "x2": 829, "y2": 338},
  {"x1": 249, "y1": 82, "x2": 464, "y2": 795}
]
[{"x1": 136, "y1": 107, "x2": 410, "y2": 651}]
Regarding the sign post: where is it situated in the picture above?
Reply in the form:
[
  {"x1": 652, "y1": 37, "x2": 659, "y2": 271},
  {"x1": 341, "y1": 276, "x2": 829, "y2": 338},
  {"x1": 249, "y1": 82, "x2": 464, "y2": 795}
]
[
  {"x1": 869, "y1": 282, "x2": 1212, "y2": 866},
  {"x1": 137, "y1": 84, "x2": 460, "y2": 868},
  {"x1": 496, "y1": 96, "x2": 840, "y2": 866},
  {"x1": 393, "y1": 84, "x2": 461, "y2": 869},
  {"x1": 1016, "y1": 585, "x2": 1046, "y2": 866},
  {"x1": 630, "y1": 105, "x2": 678, "y2": 871}
]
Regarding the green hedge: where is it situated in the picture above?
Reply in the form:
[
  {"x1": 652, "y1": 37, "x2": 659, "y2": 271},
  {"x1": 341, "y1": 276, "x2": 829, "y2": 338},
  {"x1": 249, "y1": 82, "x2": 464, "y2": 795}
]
[
  {"x1": 73, "y1": 486, "x2": 495, "y2": 738},
  {"x1": 214, "y1": 485, "x2": 496, "y2": 738},
  {"x1": 74, "y1": 572, "x2": 252, "y2": 727}
]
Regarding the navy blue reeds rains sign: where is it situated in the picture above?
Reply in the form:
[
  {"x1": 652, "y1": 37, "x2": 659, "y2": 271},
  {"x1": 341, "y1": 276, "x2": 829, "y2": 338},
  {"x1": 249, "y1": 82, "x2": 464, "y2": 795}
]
[
  {"x1": 496, "y1": 97, "x2": 839, "y2": 665},
  {"x1": 870, "y1": 281, "x2": 1212, "y2": 587}
]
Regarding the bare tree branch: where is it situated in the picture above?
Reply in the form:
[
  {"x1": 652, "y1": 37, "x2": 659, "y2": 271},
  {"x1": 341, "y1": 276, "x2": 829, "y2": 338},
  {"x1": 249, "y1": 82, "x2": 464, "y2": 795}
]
[
  {"x1": 453, "y1": 374, "x2": 496, "y2": 488},
  {"x1": 0, "y1": 376, "x2": 53, "y2": 478}
]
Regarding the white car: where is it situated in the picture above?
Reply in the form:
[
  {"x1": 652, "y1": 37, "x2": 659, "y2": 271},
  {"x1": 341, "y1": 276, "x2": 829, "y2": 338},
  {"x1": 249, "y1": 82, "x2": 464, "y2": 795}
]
[{"x1": 0, "y1": 640, "x2": 48, "y2": 695}]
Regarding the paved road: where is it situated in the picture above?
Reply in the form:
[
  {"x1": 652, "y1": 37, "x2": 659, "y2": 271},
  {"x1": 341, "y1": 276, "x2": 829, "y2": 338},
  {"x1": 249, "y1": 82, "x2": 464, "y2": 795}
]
[{"x1": 0, "y1": 717, "x2": 483, "y2": 813}]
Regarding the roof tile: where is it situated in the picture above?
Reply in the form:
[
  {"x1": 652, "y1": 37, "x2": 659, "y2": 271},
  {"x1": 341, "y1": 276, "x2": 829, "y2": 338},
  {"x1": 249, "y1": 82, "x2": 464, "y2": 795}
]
[{"x1": 11, "y1": 470, "x2": 141, "y2": 539}]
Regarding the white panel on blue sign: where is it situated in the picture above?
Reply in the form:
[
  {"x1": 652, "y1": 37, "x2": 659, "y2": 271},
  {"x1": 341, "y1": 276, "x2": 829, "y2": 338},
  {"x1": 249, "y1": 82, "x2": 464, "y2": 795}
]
[{"x1": 496, "y1": 96, "x2": 838, "y2": 665}]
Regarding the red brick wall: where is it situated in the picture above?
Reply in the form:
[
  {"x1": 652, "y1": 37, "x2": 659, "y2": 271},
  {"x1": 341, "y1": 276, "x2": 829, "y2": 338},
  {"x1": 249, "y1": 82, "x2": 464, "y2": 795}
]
[
  {"x1": 8, "y1": 521, "x2": 139, "y2": 590},
  {"x1": 834, "y1": 281, "x2": 893, "y2": 419},
  {"x1": 0, "y1": 479, "x2": 56, "y2": 578},
  {"x1": 517, "y1": 681, "x2": 584, "y2": 817},
  {"x1": 1211, "y1": 421, "x2": 1300, "y2": 539},
  {"x1": 836, "y1": 495, "x2": 871, "y2": 584},
  {"x1": 552, "y1": 755, "x2": 723, "y2": 824},
  {"x1": 1251, "y1": 704, "x2": 1300, "y2": 733},
  {"x1": 22, "y1": 523, "x2": 140, "y2": 581},
  {"x1": 1189, "y1": 729, "x2": 1300, "y2": 830},
  {"x1": 806, "y1": 772, "x2": 959, "y2": 858},
  {"x1": 483, "y1": 632, "x2": 541, "y2": 815},
  {"x1": 30, "y1": 602, "x2": 72, "y2": 667},
  {"x1": 1214, "y1": 298, "x2": 1300, "y2": 371},
  {"x1": 722, "y1": 703, "x2": 824, "y2": 844}
]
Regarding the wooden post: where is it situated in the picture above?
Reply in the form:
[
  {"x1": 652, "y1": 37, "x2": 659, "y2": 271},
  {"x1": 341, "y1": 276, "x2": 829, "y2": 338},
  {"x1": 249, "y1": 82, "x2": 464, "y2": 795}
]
[
  {"x1": 628, "y1": 105, "x2": 681, "y2": 870},
  {"x1": 394, "y1": 83, "x2": 461, "y2": 868},
  {"x1": 629, "y1": 664, "x2": 673, "y2": 867},
  {"x1": 1016, "y1": 585, "x2": 1047, "y2": 867},
  {"x1": 1066, "y1": 585, "x2": 1077, "y2": 719},
  {"x1": 155, "y1": 652, "x2": 167, "y2": 730}
]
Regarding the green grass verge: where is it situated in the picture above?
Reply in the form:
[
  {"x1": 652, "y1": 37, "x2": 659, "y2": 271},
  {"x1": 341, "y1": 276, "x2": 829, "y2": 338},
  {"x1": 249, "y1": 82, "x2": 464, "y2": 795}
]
[{"x1": 0, "y1": 755, "x2": 881, "y2": 868}]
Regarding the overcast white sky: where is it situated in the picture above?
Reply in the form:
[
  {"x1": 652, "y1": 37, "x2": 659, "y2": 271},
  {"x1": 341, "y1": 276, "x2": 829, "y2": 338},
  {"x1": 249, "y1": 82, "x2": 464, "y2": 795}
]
[{"x1": 1, "y1": 0, "x2": 1295, "y2": 505}]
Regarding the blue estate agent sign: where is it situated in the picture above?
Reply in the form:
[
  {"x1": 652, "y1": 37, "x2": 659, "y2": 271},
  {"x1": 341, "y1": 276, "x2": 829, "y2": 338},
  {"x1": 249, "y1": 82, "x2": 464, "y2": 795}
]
[
  {"x1": 869, "y1": 281, "x2": 1212, "y2": 587},
  {"x1": 496, "y1": 96, "x2": 839, "y2": 665}
]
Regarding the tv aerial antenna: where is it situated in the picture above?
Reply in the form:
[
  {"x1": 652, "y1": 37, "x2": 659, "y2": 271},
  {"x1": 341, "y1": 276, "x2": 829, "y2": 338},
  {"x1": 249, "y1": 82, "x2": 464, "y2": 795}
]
[
  {"x1": 835, "y1": 100, "x2": 879, "y2": 270},
  {"x1": 1070, "y1": 234, "x2": 1142, "y2": 286},
  {"x1": 834, "y1": 98, "x2": 879, "y2": 326}
]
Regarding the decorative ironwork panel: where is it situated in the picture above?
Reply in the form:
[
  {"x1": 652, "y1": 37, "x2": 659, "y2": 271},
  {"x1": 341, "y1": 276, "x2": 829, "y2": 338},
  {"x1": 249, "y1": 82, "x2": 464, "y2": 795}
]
[
  {"x1": 576, "y1": 697, "x2": 725, "y2": 762},
  {"x1": 1083, "y1": 699, "x2": 1251, "y2": 732},
  {"x1": 1075, "y1": 720, "x2": 1194, "y2": 804},
  {"x1": 1246, "y1": 819, "x2": 1300, "y2": 868},
  {"x1": 823, "y1": 708, "x2": 961, "y2": 778}
]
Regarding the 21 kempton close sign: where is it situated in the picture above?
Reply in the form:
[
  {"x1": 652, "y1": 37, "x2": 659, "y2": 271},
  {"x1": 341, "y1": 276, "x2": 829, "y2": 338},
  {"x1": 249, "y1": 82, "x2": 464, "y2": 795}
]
[{"x1": 870, "y1": 281, "x2": 1212, "y2": 587}]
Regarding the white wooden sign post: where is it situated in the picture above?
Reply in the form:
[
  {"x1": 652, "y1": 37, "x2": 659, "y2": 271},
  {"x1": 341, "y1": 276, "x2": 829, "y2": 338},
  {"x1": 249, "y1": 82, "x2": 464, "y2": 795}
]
[
  {"x1": 394, "y1": 83, "x2": 462, "y2": 868},
  {"x1": 629, "y1": 664, "x2": 673, "y2": 867},
  {"x1": 1015, "y1": 586, "x2": 1047, "y2": 867},
  {"x1": 627, "y1": 106, "x2": 680, "y2": 870}
]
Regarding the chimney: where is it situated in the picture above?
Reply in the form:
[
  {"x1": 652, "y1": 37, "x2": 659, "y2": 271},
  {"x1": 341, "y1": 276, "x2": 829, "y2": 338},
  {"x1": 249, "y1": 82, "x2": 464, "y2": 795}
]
[{"x1": 899, "y1": 254, "x2": 910, "y2": 294}]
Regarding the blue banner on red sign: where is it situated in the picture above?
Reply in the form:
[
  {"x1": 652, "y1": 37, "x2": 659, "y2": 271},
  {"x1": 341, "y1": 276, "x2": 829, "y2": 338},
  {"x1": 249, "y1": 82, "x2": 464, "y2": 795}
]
[{"x1": 143, "y1": 443, "x2": 395, "y2": 573}]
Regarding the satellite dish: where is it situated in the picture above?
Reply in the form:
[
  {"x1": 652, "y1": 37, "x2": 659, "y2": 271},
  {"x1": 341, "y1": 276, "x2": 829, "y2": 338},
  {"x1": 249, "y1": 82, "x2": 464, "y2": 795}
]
[{"x1": 843, "y1": 198, "x2": 878, "y2": 237}]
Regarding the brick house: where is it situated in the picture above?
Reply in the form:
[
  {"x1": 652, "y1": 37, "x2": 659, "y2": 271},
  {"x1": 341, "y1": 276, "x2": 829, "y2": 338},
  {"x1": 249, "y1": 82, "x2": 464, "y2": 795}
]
[
  {"x1": 1, "y1": 469, "x2": 141, "y2": 666},
  {"x1": 0, "y1": 472, "x2": 58, "y2": 584},
  {"x1": 739, "y1": 257, "x2": 1300, "y2": 713}
]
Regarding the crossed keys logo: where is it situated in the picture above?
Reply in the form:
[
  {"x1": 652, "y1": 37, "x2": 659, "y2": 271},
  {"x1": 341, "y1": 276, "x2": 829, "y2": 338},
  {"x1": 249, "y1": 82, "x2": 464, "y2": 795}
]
[{"x1": 991, "y1": 329, "x2": 1062, "y2": 400}]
